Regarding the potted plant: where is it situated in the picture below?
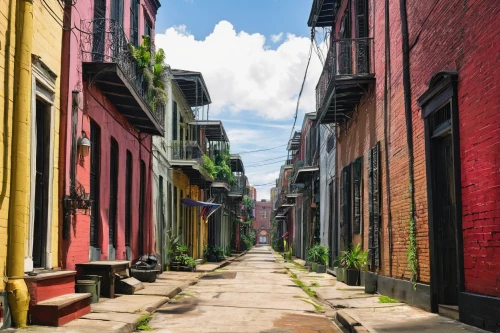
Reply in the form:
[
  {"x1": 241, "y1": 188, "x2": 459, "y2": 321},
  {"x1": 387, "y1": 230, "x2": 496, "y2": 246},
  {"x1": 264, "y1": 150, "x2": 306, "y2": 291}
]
[
  {"x1": 204, "y1": 245, "x2": 217, "y2": 262},
  {"x1": 307, "y1": 246, "x2": 319, "y2": 272},
  {"x1": 315, "y1": 245, "x2": 329, "y2": 273},
  {"x1": 164, "y1": 230, "x2": 180, "y2": 271},
  {"x1": 339, "y1": 244, "x2": 368, "y2": 286},
  {"x1": 214, "y1": 246, "x2": 225, "y2": 262},
  {"x1": 185, "y1": 256, "x2": 197, "y2": 272}
]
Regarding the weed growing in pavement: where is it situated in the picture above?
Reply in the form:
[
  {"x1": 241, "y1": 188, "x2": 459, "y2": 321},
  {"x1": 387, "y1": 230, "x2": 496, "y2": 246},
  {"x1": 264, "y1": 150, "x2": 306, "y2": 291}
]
[
  {"x1": 298, "y1": 297, "x2": 324, "y2": 312},
  {"x1": 293, "y1": 279, "x2": 316, "y2": 297},
  {"x1": 137, "y1": 314, "x2": 154, "y2": 331},
  {"x1": 310, "y1": 282, "x2": 320, "y2": 287},
  {"x1": 290, "y1": 272, "x2": 298, "y2": 279},
  {"x1": 379, "y1": 296, "x2": 398, "y2": 303}
]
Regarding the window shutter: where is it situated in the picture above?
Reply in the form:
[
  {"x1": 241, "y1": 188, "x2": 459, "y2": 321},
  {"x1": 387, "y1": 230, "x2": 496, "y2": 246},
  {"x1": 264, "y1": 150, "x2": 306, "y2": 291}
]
[
  {"x1": 172, "y1": 101, "x2": 178, "y2": 141},
  {"x1": 341, "y1": 164, "x2": 351, "y2": 247},
  {"x1": 353, "y1": 157, "x2": 362, "y2": 234},
  {"x1": 139, "y1": 161, "x2": 146, "y2": 254},
  {"x1": 368, "y1": 142, "x2": 380, "y2": 269},
  {"x1": 130, "y1": 0, "x2": 139, "y2": 47},
  {"x1": 90, "y1": 121, "x2": 101, "y2": 248},
  {"x1": 372, "y1": 142, "x2": 380, "y2": 267},
  {"x1": 109, "y1": 140, "x2": 119, "y2": 248},
  {"x1": 356, "y1": 0, "x2": 368, "y2": 38},
  {"x1": 125, "y1": 151, "x2": 132, "y2": 246}
]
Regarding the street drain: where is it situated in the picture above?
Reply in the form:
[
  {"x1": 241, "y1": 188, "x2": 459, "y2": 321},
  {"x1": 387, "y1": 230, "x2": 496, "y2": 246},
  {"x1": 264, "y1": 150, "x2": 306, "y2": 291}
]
[{"x1": 201, "y1": 272, "x2": 237, "y2": 279}]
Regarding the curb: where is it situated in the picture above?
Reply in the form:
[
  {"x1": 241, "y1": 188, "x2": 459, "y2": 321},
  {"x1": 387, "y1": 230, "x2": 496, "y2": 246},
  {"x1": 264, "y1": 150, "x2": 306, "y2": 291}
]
[{"x1": 336, "y1": 311, "x2": 370, "y2": 333}]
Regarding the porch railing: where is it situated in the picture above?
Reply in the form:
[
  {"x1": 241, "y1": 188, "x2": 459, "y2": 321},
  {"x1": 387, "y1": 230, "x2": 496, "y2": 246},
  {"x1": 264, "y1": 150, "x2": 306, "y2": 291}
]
[
  {"x1": 316, "y1": 38, "x2": 374, "y2": 112},
  {"x1": 172, "y1": 140, "x2": 205, "y2": 161},
  {"x1": 229, "y1": 175, "x2": 246, "y2": 196},
  {"x1": 80, "y1": 18, "x2": 165, "y2": 127}
]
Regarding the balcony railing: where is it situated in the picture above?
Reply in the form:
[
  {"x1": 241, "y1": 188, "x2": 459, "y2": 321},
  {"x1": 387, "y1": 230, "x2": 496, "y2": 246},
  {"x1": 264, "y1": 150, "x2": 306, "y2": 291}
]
[
  {"x1": 316, "y1": 38, "x2": 374, "y2": 113},
  {"x1": 229, "y1": 175, "x2": 246, "y2": 197},
  {"x1": 172, "y1": 141, "x2": 204, "y2": 161},
  {"x1": 80, "y1": 18, "x2": 165, "y2": 133}
]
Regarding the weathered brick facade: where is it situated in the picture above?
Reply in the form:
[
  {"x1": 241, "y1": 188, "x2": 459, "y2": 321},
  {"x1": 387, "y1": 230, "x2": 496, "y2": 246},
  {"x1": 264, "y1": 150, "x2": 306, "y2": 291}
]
[{"x1": 310, "y1": 0, "x2": 500, "y2": 329}]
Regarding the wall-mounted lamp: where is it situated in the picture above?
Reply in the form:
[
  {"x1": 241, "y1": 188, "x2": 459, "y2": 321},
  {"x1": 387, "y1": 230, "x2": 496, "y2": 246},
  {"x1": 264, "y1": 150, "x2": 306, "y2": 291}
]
[{"x1": 77, "y1": 131, "x2": 91, "y2": 158}]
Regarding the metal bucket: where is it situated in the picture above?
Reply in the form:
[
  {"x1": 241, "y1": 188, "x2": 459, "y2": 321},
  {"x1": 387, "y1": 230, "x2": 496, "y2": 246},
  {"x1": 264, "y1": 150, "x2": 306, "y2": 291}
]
[
  {"x1": 80, "y1": 275, "x2": 101, "y2": 299},
  {"x1": 76, "y1": 280, "x2": 98, "y2": 304}
]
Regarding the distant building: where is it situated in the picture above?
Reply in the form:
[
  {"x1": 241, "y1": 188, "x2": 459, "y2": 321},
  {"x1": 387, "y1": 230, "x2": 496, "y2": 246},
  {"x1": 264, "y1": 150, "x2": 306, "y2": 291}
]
[{"x1": 254, "y1": 200, "x2": 272, "y2": 245}]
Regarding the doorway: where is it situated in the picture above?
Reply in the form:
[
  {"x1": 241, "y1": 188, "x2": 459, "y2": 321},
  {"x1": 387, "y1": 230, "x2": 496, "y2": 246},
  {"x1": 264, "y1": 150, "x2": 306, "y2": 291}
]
[
  {"x1": 33, "y1": 100, "x2": 50, "y2": 268},
  {"x1": 431, "y1": 130, "x2": 458, "y2": 305}
]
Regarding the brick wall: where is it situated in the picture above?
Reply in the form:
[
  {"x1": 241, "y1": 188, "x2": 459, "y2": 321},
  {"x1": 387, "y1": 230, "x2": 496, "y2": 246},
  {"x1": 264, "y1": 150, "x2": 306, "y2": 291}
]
[{"x1": 334, "y1": 0, "x2": 500, "y2": 293}]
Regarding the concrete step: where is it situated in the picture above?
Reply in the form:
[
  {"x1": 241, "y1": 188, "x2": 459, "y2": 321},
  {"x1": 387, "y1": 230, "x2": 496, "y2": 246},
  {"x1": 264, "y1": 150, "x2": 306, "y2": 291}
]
[
  {"x1": 439, "y1": 304, "x2": 459, "y2": 321},
  {"x1": 25, "y1": 270, "x2": 77, "y2": 305},
  {"x1": 30, "y1": 293, "x2": 92, "y2": 326}
]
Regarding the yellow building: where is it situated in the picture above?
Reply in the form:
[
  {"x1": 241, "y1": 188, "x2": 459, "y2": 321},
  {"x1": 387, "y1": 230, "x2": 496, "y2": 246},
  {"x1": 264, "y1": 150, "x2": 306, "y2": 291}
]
[{"x1": 0, "y1": 0, "x2": 63, "y2": 321}]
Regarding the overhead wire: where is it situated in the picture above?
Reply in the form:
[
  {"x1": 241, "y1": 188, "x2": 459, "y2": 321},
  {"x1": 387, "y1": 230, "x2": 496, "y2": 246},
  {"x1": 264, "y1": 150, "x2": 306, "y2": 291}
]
[{"x1": 234, "y1": 144, "x2": 287, "y2": 155}]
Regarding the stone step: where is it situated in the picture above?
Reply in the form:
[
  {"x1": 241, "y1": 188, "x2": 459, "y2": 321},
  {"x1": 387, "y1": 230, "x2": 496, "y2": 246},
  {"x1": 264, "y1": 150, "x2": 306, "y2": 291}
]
[
  {"x1": 30, "y1": 293, "x2": 92, "y2": 326},
  {"x1": 439, "y1": 304, "x2": 459, "y2": 321}
]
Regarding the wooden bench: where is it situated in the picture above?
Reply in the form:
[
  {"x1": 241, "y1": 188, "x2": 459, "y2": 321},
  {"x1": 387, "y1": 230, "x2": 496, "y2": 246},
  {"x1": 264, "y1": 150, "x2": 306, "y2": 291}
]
[{"x1": 75, "y1": 260, "x2": 130, "y2": 298}]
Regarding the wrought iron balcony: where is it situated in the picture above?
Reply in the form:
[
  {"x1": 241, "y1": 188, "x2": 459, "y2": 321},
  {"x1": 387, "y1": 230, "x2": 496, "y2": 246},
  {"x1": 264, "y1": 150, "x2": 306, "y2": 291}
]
[
  {"x1": 81, "y1": 19, "x2": 165, "y2": 135},
  {"x1": 172, "y1": 140, "x2": 205, "y2": 161},
  {"x1": 316, "y1": 38, "x2": 375, "y2": 124},
  {"x1": 292, "y1": 158, "x2": 319, "y2": 184},
  {"x1": 171, "y1": 140, "x2": 213, "y2": 185},
  {"x1": 229, "y1": 175, "x2": 246, "y2": 198}
]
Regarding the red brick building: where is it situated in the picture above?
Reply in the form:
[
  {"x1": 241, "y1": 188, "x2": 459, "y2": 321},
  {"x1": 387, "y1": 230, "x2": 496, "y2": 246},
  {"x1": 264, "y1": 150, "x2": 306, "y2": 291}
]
[
  {"x1": 308, "y1": 0, "x2": 500, "y2": 330},
  {"x1": 60, "y1": 0, "x2": 162, "y2": 268},
  {"x1": 254, "y1": 200, "x2": 272, "y2": 245}
]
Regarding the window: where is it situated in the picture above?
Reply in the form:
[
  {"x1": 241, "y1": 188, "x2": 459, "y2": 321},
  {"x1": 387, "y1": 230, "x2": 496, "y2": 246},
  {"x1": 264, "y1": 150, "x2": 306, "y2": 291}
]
[
  {"x1": 130, "y1": 0, "x2": 139, "y2": 47},
  {"x1": 109, "y1": 138, "x2": 119, "y2": 248},
  {"x1": 92, "y1": 0, "x2": 106, "y2": 62},
  {"x1": 260, "y1": 211, "x2": 265, "y2": 219},
  {"x1": 144, "y1": 13, "x2": 152, "y2": 38},
  {"x1": 111, "y1": 0, "x2": 124, "y2": 26},
  {"x1": 125, "y1": 150, "x2": 132, "y2": 246},
  {"x1": 172, "y1": 101, "x2": 178, "y2": 140}
]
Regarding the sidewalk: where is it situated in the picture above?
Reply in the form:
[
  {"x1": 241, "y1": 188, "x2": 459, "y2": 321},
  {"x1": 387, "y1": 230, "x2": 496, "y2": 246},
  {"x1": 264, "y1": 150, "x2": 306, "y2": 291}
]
[
  {"x1": 286, "y1": 258, "x2": 487, "y2": 333},
  {"x1": 22, "y1": 255, "x2": 244, "y2": 333}
]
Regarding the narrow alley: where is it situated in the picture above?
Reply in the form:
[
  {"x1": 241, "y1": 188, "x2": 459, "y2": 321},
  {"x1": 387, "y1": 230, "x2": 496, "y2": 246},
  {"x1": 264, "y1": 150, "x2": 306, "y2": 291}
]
[{"x1": 148, "y1": 247, "x2": 339, "y2": 333}]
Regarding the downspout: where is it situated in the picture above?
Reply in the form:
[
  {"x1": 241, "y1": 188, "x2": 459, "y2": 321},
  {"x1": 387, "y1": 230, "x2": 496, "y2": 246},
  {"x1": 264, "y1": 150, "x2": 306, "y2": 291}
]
[
  {"x1": 384, "y1": 0, "x2": 393, "y2": 276},
  {"x1": 399, "y1": 0, "x2": 418, "y2": 281},
  {"x1": 7, "y1": 0, "x2": 33, "y2": 327}
]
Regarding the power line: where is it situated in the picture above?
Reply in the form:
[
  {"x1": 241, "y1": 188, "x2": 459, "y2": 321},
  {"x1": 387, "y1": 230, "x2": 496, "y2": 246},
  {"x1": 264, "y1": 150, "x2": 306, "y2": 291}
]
[
  {"x1": 246, "y1": 160, "x2": 286, "y2": 168},
  {"x1": 250, "y1": 182, "x2": 276, "y2": 187},
  {"x1": 235, "y1": 144, "x2": 287, "y2": 155},
  {"x1": 245, "y1": 155, "x2": 287, "y2": 166},
  {"x1": 289, "y1": 39, "x2": 314, "y2": 140}
]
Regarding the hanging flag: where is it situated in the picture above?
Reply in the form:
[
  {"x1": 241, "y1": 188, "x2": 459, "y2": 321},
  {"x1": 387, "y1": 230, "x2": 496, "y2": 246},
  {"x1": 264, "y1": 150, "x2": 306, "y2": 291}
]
[{"x1": 181, "y1": 198, "x2": 221, "y2": 223}]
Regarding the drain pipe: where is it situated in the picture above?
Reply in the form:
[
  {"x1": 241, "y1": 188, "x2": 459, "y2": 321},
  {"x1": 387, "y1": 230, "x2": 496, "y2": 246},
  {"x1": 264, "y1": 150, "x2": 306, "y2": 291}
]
[
  {"x1": 7, "y1": 0, "x2": 33, "y2": 327},
  {"x1": 384, "y1": 0, "x2": 394, "y2": 276},
  {"x1": 399, "y1": 0, "x2": 417, "y2": 277}
]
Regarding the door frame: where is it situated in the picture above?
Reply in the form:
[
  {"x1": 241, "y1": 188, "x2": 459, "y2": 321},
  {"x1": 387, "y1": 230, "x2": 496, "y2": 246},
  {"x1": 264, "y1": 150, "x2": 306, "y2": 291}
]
[
  {"x1": 28, "y1": 60, "x2": 57, "y2": 271},
  {"x1": 418, "y1": 71, "x2": 464, "y2": 312}
]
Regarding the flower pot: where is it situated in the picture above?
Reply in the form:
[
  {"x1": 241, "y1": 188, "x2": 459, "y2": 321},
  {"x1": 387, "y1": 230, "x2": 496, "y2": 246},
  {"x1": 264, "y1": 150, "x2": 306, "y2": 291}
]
[
  {"x1": 207, "y1": 255, "x2": 217, "y2": 262},
  {"x1": 346, "y1": 269, "x2": 360, "y2": 286},
  {"x1": 316, "y1": 264, "x2": 327, "y2": 273},
  {"x1": 311, "y1": 263, "x2": 318, "y2": 272},
  {"x1": 360, "y1": 270, "x2": 366, "y2": 286},
  {"x1": 364, "y1": 271, "x2": 378, "y2": 294},
  {"x1": 335, "y1": 267, "x2": 345, "y2": 282}
]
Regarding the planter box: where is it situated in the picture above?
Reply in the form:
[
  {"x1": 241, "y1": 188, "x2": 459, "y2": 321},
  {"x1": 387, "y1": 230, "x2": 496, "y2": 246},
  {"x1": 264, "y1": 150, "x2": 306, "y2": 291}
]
[
  {"x1": 311, "y1": 263, "x2": 318, "y2": 272},
  {"x1": 335, "y1": 267, "x2": 345, "y2": 282},
  {"x1": 365, "y1": 271, "x2": 378, "y2": 294},
  {"x1": 360, "y1": 270, "x2": 366, "y2": 286},
  {"x1": 316, "y1": 264, "x2": 327, "y2": 273},
  {"x1": 346, "y1": 269, "x2": 360, "y2": 286},
  {"x1": 131, "y1": 269, "x2": 160, "y2": 283}
]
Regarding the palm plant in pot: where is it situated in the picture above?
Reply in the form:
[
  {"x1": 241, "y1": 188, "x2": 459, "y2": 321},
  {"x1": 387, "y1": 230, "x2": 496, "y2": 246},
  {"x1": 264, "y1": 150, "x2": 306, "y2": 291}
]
[
  {"x1": 308, "y1": 245, "x2": 329, "y2": 273},
  {"x1": 339, "y1": 244, "x2": 368, "y2": 286}
]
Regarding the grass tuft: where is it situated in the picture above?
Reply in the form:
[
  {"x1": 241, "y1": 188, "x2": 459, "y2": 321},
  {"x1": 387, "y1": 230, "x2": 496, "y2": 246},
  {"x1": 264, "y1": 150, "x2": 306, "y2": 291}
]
[
  {"x1": 137, "y1": 314, "x2": 154, "y2": 331},
  {"x1": 379, "y1": 295, "x2": 398, "y2": 303},
  {"x1": 310, "y1": 282, "x2": 320, "y2": 287}
]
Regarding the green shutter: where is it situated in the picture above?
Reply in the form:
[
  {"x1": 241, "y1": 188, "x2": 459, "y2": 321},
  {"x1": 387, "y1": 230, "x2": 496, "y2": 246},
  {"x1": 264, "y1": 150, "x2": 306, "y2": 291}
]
[{"x1": 353, "y1": 157, "x2": 362, "y2": 234}]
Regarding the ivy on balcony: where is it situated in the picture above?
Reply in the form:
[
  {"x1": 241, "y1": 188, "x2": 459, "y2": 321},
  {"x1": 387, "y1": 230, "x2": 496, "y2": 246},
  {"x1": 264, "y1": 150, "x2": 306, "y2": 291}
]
[{"x1": 202, "y1": 149, "x2": 235, "y2": 185}]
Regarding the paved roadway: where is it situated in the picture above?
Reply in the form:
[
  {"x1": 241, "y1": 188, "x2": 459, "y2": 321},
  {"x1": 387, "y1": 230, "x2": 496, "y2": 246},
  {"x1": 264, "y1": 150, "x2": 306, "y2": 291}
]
[{"x1": 149, "y1": 246, "x2": 340, "y2": 333}]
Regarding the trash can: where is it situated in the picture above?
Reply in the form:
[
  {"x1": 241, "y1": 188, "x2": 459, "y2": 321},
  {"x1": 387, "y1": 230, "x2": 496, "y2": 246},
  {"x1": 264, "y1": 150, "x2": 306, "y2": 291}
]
[
  {"x1": 81, "y1": 275, "x2": 101, "y2": 299},
  {"x1": 75, "y1": 280, "x2": 98, "y2": 304}
]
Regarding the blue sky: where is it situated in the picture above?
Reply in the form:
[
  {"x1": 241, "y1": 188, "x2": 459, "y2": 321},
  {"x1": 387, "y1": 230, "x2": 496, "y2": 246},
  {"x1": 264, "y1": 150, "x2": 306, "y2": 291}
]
[
  {"x1": 156, "y1": 0, "x2": 313, "y2": 45},
  {"x1": 154, "y1": 0, "x2": 323, "y2": 199}
]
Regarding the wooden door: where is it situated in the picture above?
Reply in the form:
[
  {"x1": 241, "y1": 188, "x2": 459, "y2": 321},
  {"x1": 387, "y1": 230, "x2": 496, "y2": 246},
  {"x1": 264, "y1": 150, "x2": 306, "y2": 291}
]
[{"x1": 432, "y1": 134, "x2": 458, "y2": 305}]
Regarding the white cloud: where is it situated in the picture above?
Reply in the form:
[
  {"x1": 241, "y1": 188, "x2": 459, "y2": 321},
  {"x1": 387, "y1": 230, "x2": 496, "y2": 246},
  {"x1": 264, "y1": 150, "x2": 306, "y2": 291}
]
[
  {"x1": 270, "y1": 32, "x2": 283, "y2": 43},
  {"x1": 155, "y1": 20, "x2": 323, "y2": 120}
]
